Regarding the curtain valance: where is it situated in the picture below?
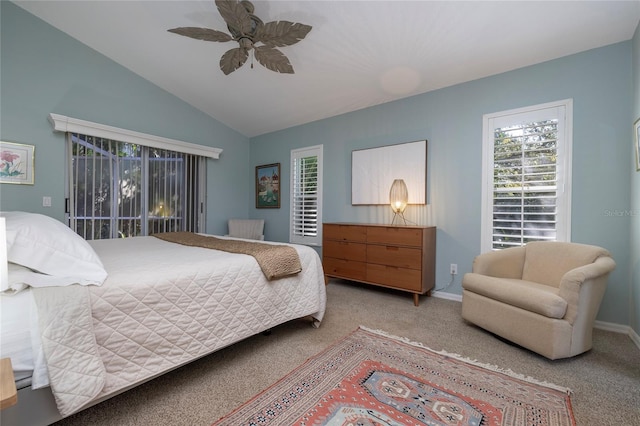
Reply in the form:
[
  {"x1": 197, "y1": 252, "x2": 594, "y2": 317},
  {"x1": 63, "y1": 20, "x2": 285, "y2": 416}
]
[{"x1": 48, "y1": 113, "x2": 222, "y2": 160}]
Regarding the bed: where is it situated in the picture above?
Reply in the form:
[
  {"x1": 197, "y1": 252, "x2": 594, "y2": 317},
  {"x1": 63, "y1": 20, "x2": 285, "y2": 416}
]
[{"x1": 0, "y1": 212, "x2": 326, "y2": 426}]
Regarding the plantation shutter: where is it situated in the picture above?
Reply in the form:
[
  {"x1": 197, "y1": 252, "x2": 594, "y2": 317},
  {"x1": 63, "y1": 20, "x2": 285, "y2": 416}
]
[
  {"x1": 482, "y1": 100, "x2": 572, "y2": 251},
  {"x1": 290, "y1": 145, "x2": 323, "y2": 246}
]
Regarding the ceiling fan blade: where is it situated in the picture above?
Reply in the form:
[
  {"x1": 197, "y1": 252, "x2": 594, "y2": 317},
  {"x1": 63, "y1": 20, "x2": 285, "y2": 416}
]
[
  {"x1": 215, "y1": 0, "x2": 252, "y2": 36},
  {"x1": 168, "y1": 27, "x2": 233, "y2": 42},
  {"x1": 254, "y1": 46, "x2": 294, "y2": 74},
  {"x1": 257, "y1": 21, "x2": 312, "y2": 47},
  {"x1": 220, "y1": 47, "x2": 249, "y2": 75}
]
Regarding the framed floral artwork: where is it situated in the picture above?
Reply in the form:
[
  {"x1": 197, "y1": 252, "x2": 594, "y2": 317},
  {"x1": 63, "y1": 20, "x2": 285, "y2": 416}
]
[
  {"x1": 0, "y1": 141, "x2": 35, "y2": 185},
  {"x1": 256, "y1": 163, "x2": 280, "y2": 208}
]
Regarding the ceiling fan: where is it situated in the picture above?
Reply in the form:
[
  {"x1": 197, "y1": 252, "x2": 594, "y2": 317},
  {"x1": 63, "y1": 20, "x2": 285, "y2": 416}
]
[{"x1": 168, "y1": 0, "x2": 312, "y2": 75}]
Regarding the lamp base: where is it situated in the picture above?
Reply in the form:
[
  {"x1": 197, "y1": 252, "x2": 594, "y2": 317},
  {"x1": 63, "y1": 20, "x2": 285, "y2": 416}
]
[{"x1": 391, "y1": 212, "x2": 407, "y2": 226}]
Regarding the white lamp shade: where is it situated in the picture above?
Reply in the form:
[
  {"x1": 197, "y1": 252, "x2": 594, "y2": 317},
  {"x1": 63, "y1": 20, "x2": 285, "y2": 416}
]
[{"x1": 389, "y1": 179, "x2": 408, "y2": 213}]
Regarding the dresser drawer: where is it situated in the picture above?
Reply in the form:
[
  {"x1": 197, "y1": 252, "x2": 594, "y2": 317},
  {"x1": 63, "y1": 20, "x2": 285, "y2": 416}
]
[
  {"x1": 324, "y1": 240, "x2": 366, "y2": 262},
  {"x1": 366, "y1": 245, "x2": 421, "y2": 269},
  {"x1": 366, "y1": 226, "x2": 422, "y2": 247},
  {"x1": 366, "y1": 264, "x2": 422, "y2": 292},
  {"x1": 323, "y1": 223, "x2": 435, "y2": 305},
  {"x1": 324, "y1": 224, "x2": 366, "y2": 242},
  {"x1": 323, "y1": 257, "x2": 366, "y2": 281}
]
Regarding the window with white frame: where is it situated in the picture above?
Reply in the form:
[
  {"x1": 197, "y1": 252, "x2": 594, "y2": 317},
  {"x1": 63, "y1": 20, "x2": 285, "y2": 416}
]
[
  {"x1": 49, "y1": 114, "x2": 221, "y2": 240},
  {"x1": 290, "y1": 145, "x2": 323, "y2": 246},
  {"x1": 481, "y1": 99, "x2": 573, "y2": 252}
]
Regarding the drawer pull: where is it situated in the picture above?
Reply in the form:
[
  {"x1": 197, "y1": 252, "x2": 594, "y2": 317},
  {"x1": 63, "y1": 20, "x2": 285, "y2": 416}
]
[{"x1": 386, "y1": 246, "x2": 399, "y2": 251}]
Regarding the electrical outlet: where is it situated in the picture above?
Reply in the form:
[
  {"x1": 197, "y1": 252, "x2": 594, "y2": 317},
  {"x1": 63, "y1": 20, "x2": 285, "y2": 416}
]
[
  {"x1": 42, "y1": 196, "x2": 52, "y2": 207},
  {"x1": 450, "y1": 263, "x2": 458, "y2": 275}
]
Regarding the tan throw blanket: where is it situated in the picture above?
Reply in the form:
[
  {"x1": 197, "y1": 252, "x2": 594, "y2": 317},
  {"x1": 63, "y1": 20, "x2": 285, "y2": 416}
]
[{"x1": 153, "y1": 232, "x2": 302, "y2": 280}]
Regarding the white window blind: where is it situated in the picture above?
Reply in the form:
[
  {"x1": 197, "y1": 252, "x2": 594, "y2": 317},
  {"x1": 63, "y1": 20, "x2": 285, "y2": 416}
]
[
  {"x1": 290, "y1": 145, "x2": 323, "y2": 246},
  {"x1": 50, "y1": 114, "x2": 213, "y2": 239},
  {"x1": 481, "y1": 100, "x2": 572, "y2": 251},
  {"x1": 66, "y1": 133, "x2": 206, "y2": 239}
]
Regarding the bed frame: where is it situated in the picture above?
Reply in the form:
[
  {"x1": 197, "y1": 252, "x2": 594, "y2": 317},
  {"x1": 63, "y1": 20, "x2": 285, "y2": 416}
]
[
  {"x1": 1, "y1": 319, "x2": 315, "y2": 426},
  {"x1": 1, "y1": 213, "x2": 326, "y2": 425}
]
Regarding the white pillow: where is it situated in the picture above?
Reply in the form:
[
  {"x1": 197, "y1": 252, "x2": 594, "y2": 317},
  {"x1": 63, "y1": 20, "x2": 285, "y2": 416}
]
[
  {"x1": 2, "y1": 263, "x2": 29, "y2": 293},
  {"x1": 1, "y1": 211, "x2": 107, "y2": 288},
  {"x1": 3, "y1": 262, "x2": 100, "y2": 293}
]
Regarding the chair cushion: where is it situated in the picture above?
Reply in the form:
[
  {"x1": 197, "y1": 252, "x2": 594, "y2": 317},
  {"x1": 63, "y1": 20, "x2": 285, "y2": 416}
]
[
  {"x1": 227, "y1": 219, "x2": 265, "y2": 240},
  {"x1": 522, "y1": 241, "x2": 611, "y2": 288},
  {"x1": 463, "y1": 273, "x2": 568, "y2": 319}
]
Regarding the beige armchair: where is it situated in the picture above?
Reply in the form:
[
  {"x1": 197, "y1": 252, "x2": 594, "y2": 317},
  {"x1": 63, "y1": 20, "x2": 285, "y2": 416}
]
[
  {"x1": 226, "y1": 219, "x2": 265, "y2": 240},
  {"x1": 461, "y1": 241, "x2": 615, "y2": 359}
]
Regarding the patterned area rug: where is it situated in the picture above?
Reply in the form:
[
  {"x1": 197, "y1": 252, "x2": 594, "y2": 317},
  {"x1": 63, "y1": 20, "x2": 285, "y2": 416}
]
[{"x1": 212, "y1": 327, "x2": 575, "y2": 426}]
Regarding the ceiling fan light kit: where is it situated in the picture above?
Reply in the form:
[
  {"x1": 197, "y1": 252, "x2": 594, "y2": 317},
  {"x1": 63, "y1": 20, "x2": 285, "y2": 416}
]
[{"x1": 168, "y1": 0, "x2": 311, "y2": 75}]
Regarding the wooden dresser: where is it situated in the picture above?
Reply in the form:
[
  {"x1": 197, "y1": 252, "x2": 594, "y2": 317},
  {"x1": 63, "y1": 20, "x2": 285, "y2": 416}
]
[{"x1": 322, "y1": 223, "x2": 436, "y2": 306}]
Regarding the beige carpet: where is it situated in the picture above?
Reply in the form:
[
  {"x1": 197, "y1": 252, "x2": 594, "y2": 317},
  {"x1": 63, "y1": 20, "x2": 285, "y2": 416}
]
[{"x1": 54, "y1": 279, "x2": 640, "y2": 426}]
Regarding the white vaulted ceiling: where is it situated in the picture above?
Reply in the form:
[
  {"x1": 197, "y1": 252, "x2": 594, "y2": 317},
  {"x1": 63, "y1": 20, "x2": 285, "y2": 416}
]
[{"x1": 14, "y1": 1, "x2": 640, "y2": 137}]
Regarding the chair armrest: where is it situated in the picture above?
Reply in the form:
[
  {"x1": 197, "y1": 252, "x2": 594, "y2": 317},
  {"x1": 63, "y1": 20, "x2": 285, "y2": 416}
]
[
  {"x1": 558, "y1": 256, "x2": 616, "y2": 324},
  {"x1": 560, "y1": 256, "x2": 616, "y2": 287},
  {"x1": 472, "y1": 246, "x2": 526, "y2": 278}
]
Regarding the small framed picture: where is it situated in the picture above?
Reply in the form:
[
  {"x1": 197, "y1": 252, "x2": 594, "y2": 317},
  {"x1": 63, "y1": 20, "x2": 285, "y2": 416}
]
[
  {"x1": 0, "y1": 141, "x2": 35, "y2": 185},
  {"x1": 635, "y1": 117, "x2": 640, "y2": 171},
  {"x1": 256, "y1": 163, "x2": 280, "y2": 208}
]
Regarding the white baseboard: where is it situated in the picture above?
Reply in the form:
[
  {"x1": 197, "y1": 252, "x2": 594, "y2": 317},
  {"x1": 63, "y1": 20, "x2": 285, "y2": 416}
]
[
  {"x1": 630, "y1": 329, "x2": 640, "y2": 349},
  {"x1": 434, "y1": 295, "x2": 640, "y2": 351},
  {"x1": 432, "y1": 291, "x2": 462, "y2": 302},
  {"x1": 594, "y1": 320, "x2": 629, "y2": 334}
]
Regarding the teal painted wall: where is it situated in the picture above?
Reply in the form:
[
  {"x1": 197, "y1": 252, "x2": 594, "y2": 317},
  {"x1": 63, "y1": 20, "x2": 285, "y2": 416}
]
[
  {"x1": 251, "y1": 42, "x2": 634, "y2": 326},
  {"x1": 631, "y1": 22, "x2": 640, "y2": 336},
  {"x1": 1, "y1": 2, "x2": 636, "y2": 327},
  {"x1": 0, "y1": 2, "x2": 251, "y2": 235}
]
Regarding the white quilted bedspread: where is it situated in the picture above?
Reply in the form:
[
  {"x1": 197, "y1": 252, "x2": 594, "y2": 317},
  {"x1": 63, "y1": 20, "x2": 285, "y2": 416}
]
[{"x1": 33, "y1": 236, "x2": 326, "y2": 417}]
